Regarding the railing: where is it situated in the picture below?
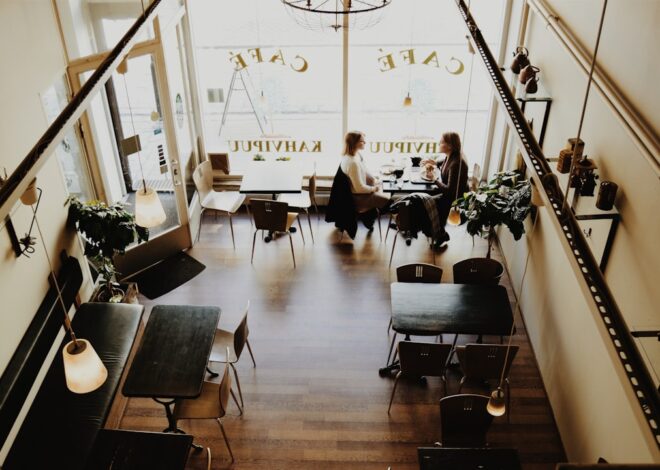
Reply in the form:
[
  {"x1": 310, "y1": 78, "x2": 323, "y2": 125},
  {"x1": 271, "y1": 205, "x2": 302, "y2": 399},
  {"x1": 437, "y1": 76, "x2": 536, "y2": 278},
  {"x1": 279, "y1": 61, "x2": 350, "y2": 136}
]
[{"x1": 454, "y1": 0, "x2": 660, "y2": 448}]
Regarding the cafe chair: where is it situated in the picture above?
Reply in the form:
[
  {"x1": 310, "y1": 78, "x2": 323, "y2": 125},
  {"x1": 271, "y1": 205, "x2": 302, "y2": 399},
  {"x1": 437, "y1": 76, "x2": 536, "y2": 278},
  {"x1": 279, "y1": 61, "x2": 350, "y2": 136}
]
[
  {"x1": 388, "y1": 341, "x2": 453, "y2": 413},
  {"x1": 279, "y1": 172, "x2": 319, "y2": 243},
  {"x1": 439, "y1": 394, "x2": 493, "y2": 447},
  {"x1": 193, "y1": 160, "x2": 246, "y2": 249},
  {"x1": 174, "y1": 357, "x2": 242, "y2": 464},
  {"x1": 389, "y1": 202, "x2": 434, "y2": 267},
  {"x1": 250, "y1": 199, "x2": 303, "y2": 268},
  {"x1": 452, "y1": 258, "x2": 504, "y2": 285},
  {"x1": 455, "y1": 343, "x2": 519, "y2": 422},
  {"x1": 207, "y1": 301, "x2": 255, "y2": 409}
]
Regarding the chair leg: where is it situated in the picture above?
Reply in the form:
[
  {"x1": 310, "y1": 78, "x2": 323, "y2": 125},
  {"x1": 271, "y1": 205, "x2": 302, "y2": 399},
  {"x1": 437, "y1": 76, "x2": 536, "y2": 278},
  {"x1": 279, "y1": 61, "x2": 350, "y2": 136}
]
[
  {"x1": 251, "y1": 230, "x2": 257, "y2": 264},
  {"x1": 246, "y1": 339, "x2": 256, "y2": 367},
  {"x1": 387, "y1": 371, "x2": 402, "y2": 414},
  {"x1": 216, "y1": 418, "x2": 235, "y2": 463},
  {"x1": 458, "y1": 376, "x2": 465, "y2": 393},
  {"x1": 377, "y1": 210, "x2": 382, "y2": 242},
  {"x1": 387, "y1": 317, "x2": 392, "y2": 334},
  {"x1": 306, "y1": 209, "x2": 314, "y2": 243},
  {"x1": 297, "y1": 215, "x2": 305, "y2": 245},
  {"x1": 197, "y1": 208, "x2": 205, "y2": 242},
  {"x1": 230, "y1": 388, "x2": 243, "y2": 415},
  {"x1": 442, "y1": 375, "x2": 448, "y2": 398},
  {"x1": 228, "y1": 213, "x2": 236, "y2": 249},
  {"x1": 288, "y1": 232, "x2": 296, "y2": 268},
  {"x1": 384, "y1": 214, "x2": 392, "y2": 242},
  {"x1": 314, "y1": 203, "x2": 320, "y2": 222},
  {"x1": 246, "y1": 203, "x2": 253, "y2": 228},
  {"x1": 206, "y1": 446, "x2": 212, "y2": 470},
  {"x1": 229, "y1": 363, "x2": 244, "y2": 408},
  {"x1": 389, "y1": 231, "x2": 398, "y2": 267},
  {"x1": 386, "y1": 333, "x2": 397, "y2": 365}
]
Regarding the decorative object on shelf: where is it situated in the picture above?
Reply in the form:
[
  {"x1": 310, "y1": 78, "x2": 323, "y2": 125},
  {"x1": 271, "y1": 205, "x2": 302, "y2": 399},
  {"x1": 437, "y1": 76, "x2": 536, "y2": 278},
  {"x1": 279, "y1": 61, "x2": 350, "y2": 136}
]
[
  {"x1": 118, "y1": 61, "x2": 167, "y2": 229},
  {"x1": 281, "y1": 0, "x2": 392, "y2": 31},
  {"x1": 66, "y1": 196, "x2": 149, "y2": 303},
  {"x1": 453, "y1": 170, "x2": 532, "y2": 258},
  {"x1": 556, "y1": 149, "x2": 574, "y2": 173},
  {"x1": 519, "y1": 64, "x2": 540, "y2": 84},
  {"x1": 525, "y1": 76, "x2": 539, "y2": 94},
  {"x1": 596, "y1": 180, "x2": 618, "y2": 211},
  {"x1": 570, "y1": 157, "x2": 598, "y2": 196},
  {"x1": 510, "y1": 46, "x2": 529, "y2": 74},
  {"x1": 567, "y1": 137, "x2": 585, "y2": 159}
]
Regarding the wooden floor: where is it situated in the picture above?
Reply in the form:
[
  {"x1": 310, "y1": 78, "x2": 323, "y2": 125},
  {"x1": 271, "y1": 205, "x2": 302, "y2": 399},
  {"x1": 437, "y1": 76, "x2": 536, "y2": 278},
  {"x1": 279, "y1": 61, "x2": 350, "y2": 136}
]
[{"x1": 120, "y1": 211, "x2": 566, "y2": 469}]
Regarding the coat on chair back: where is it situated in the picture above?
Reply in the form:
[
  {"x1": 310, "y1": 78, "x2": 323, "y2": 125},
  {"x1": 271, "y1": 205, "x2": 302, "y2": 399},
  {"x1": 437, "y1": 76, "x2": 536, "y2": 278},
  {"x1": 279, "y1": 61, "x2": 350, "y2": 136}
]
[{"x1": 325, "y1": 167, "x2": 358, "y2": 239}]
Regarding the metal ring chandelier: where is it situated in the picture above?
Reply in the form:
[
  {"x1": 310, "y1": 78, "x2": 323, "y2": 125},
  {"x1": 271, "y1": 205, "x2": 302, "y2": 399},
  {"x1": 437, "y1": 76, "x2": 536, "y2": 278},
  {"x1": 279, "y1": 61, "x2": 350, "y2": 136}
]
[{"x1": 282, "y1": 0, "x2": 392, "y2": 31}]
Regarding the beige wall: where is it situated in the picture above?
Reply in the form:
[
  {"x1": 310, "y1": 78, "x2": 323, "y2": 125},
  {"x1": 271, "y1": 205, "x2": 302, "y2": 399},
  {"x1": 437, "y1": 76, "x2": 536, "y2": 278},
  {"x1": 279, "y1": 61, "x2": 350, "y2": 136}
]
[
  {"x1": 497, "y1": 0, "x2": 660, "y2": 463},
  {"x1": 0, "y1": 0, "x2": 93, "y2": 462}
]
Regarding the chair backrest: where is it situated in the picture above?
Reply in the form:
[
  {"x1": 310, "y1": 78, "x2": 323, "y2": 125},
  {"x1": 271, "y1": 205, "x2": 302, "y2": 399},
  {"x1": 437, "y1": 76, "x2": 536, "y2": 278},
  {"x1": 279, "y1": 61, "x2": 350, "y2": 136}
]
[
  {"x1": 396, "y1": 263, "x2": 443, "y2": 284},
  {"x1": 453, "y1": 257, "x2": 504, "y2": 285},
  {"x1": 250, "y1": 199, "x2": 290, "y2": 231},
  {"x1": 217, "y1": 357, "x2": 232, "y2": 419},
  {"x1": 193, "y1": 160, "x2": 213, "y2": 202},
  {"x1": 395, "y1": 201, "x2": 413, "y2": 231},
  {"x1": 440, "y1": 394, "x2": 493, "y2": 447},
  {"x1": 209, "y1": 152, "x2": 230, "y2": 175},
  {"x1": 458, "y1": 344, "x2": 519, "y2": 381},
  {"x1": 308, "y1": 173, "x2": 317, "y2": 203},
  {"x1": 398, "y1": 341, "x2": 453, "y2": 378},
  {"x1": 233, "y1": 300, "x2": 250, "y2": 360}
]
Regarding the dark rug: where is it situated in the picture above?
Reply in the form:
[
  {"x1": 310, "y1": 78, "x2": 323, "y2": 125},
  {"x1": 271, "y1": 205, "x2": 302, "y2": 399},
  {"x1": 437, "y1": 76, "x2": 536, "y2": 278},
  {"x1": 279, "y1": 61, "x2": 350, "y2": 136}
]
[{"x1": 130, "y1": 252, "x2": 206, "y2": 299}]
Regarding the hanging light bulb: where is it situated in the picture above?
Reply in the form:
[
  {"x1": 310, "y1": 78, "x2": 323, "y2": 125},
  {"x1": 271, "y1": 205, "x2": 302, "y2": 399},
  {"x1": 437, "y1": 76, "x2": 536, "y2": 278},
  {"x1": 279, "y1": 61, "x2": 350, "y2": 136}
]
[
  {"x1": 487, "y1": 387, "x2": 506, "y2": 416},
  {"x1": 447, "y1": 207, "x2": 461, "y2": 225},
  {"x1": 403, "y1": 92, "x2": 412, "y2": 107},
  {"x1": 260, "y1": 90, "x2": 268, "y2": 105},
  {"x1": 62, "y1": 339, "x2": 108, "y2": 394},
  {"x1": 136, "y1": 186, "x2": 166, "y2": 227}
]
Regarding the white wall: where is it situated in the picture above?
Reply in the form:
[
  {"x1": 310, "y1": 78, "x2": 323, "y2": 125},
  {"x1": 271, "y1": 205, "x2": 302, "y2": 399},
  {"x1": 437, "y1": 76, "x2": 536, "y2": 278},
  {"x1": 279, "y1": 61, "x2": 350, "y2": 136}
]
[
  {"x1": 496, "y1": 0, "x2": 660, "y2": 463},
  {"x1": 0, "y1": 0, "x2": 93, "y2": 462}
]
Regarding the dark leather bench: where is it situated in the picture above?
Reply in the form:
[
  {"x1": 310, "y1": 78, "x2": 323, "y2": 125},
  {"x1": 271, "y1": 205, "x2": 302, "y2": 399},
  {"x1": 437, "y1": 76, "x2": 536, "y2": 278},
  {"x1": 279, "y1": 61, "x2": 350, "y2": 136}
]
[{"x1": 4, "y1": 302, "x2": 143, "y2": 470}]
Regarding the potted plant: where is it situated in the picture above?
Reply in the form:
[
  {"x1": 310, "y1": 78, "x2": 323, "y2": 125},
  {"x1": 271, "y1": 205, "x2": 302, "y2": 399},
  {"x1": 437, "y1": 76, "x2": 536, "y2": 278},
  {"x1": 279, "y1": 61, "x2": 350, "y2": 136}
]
[
  {"x1": 253, "y1": 153, "x2": 266, "y2": 161},
  {"x1": 452, "y1": 170, "x2": 532, "y2": 258},
  {"x1": 66, "y1": 196, "x2": 149, "y2": 302}
]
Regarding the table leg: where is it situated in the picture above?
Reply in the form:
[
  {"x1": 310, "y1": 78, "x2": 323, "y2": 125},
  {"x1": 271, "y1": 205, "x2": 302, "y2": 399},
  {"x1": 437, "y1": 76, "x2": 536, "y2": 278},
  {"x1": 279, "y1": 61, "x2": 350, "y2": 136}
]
[{"x1": 154, "y1": 398, "x2": 204, "y2": 450}]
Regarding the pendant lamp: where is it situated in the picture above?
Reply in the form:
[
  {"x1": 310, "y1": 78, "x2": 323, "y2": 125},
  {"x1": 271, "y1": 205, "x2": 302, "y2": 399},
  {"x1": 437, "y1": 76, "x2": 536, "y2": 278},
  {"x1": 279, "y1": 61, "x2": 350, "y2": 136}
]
[
  {"x1": 403, "y1": 93, "x2": 412, "y2": 107},
  {"x1": 486, "y1": 387, "x2": 506, "y2": 416},
  {"x1": 25, "y1": 180, "x2": 108, "y2": 394},
  {"x1": 119, "y1": 59, "x2": 166, "y2": 228},
  {"x1": 447, "y1": 207, "x2": 461, "y2": 226}
]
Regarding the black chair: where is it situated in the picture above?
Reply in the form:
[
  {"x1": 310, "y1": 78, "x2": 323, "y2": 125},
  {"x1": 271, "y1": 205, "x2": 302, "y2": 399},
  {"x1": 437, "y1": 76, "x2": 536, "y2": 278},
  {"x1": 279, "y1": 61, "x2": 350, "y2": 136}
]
[
  {"x1": 452, "y1": 258, "x2": 504, "y2": 285},
  {"x1": 439, "y1": 394, "x2": 493, "y2": 447},
  {"x1": 396, "y1": 263, "x2": 443, "y2": 283},
  {"x1": 388, "y1": 341, "x2": 453, "y2": 413},
  {"x1": 389, "y1": 202, "x2": 432, "y2": 266},
  {"x1": 455, "y1": 343, "x2": 519, "y2": 422}
]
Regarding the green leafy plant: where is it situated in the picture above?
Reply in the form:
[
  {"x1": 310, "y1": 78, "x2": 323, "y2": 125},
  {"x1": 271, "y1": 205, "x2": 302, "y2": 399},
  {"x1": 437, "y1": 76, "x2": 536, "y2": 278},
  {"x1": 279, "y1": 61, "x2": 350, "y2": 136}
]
[
  {"x1": 66, "y1": 196, "x2": 149, "y2": 301},
  {"x1": 452, "y1": 170, "x2": 532, "y2": 258},
  {"x1": 253, "y1": 154, "x2": 266, "y2": 161},
  {"x1": 276, "y1": 156, "x2": 291, "y2": 161}
]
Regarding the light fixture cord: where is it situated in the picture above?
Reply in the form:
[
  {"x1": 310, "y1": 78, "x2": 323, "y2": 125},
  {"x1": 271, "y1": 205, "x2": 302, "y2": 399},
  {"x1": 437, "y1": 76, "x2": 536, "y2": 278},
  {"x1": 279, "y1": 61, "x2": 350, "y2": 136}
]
[
  {"x1": 454, "y1": 43, "x2": 475, "y2": 204},
  {"x1": 497, "y1": 204, "x2": 540, "y2": 389},
  {"x1": 562, "y1": 0, "x2": 608, "y2": 207},
  {"x1": 121, "y1": 72, "x2": 147, "y2": 194},
  {"x1": 32, "y1": 198, "x2": 79, "y2": 348}
]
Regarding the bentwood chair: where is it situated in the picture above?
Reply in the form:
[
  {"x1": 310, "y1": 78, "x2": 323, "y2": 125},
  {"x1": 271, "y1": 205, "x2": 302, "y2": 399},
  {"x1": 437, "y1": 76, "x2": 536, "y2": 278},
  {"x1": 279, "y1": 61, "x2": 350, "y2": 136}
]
[
  {"x1": 174, "y1": 358, "x2": 242, "y2": 464},
  {"x1": 279, "y1": 172, "x2": 319, "y2": 242},
  {"x1": 193, "y1": 161, "x2": 246, "y2": 248},
  {"x1": 250, "y1": 199, "x2": 303, "y2": 268},
  {"x1": 388, "y1": 341, "x2": 453, "y2": 413},
  {"x1": 439, "y1": 394, "x2": 493, "y2": 447},
  {"x1": 455, "y1": 343, "x2": 519, "y2": 422},
  {"x1": 207, "y1": 301, "x2": 255, "y2": 408},
  {"x1": 452, "y1": 258, "x2": 504, "y2": 285}
]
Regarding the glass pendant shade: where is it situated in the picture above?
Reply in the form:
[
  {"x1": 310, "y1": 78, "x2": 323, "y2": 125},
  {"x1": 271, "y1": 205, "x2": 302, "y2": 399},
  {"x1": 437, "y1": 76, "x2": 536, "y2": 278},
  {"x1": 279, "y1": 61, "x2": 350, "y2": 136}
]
[
  {"x1": 62, "y1": 339, "x2": 108, "y2": 394},
  {"x1": 487, "y1": 387, "x2": 506, "y2": 417},
  {"x1": 136, "y1": 186, "x2": 166, "y2": 228},
  {"x1": 403, "y1": 93, "x2": 412, "y2": 107},
  {"x1": 447, "y1": 207, "x2": 461, "y2": 226},
  {"x1": 20, "y1": 179, "x2": 38, "y2": 205}
]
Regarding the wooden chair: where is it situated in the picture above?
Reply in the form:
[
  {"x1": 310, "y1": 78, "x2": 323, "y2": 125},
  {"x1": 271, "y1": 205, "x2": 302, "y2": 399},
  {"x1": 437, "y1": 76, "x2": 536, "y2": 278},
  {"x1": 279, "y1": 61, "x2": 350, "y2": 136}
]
[
  {"x1": 193, "y1": 161, "x2": 246, "y2": 248},
  {"x1": 439, "y1": 394, "x2": 493, "y2": 447},
  {"x1": 452, "y1": 258, "x2": 504, "y2": 285},
  {"x1": 250, "y1": 199, "x2": 302, "y2": 268},
  {"x1": 455, "y1": 343, "x2": 519, "y2": 422},
  {"x1": 174, "y1": 358, "x2": 242, "y2": 464},
  {"x1": 279, "y1": 172, "x2": 319, "y2": 242},
  {"x1": 388, "y1": 341, "x2": 453, "y2": 413},
  {"x1": 207, "y1": 301, "x2": 256, "y2": 408}
]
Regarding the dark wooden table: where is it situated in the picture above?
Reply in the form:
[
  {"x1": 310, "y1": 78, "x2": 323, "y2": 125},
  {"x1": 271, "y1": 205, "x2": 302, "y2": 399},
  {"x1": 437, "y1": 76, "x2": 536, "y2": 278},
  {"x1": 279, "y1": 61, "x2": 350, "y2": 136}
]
[
  {"x1": 240, "y1": 162, "x2": 303, "y2": 198},
  {"x1": 390, "y1": 283, "x2": 514, "y2": 337},
  {"x1": 85, "y1": 429, "x2": 193, "y2": 470},
  {"x1": 123, "y1": 305, "x2": 220, "y2": 433},
  {"x1": 417, "y1": 447, "x2": 521, "y2": 470}
]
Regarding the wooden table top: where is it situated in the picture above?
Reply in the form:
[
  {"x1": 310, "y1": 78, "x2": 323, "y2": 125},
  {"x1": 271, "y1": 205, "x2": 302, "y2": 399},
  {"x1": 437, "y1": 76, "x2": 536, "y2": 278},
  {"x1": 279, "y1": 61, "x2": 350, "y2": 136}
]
[
  {"x1": 122, "y1": 305, "x2": 220, "y2": 399},
  {"x1": 390, "y1": 283, "x2": 514, "y2": 336},
  {"x1": 85, "y1": 429, "x2": 192, "y2": 470},
  {"x1": 240, "y1": 162, "x2": 303, "y2": 194},
  {"x1": 418, "y1": 447, "x2": 521, "y2": 470}
]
